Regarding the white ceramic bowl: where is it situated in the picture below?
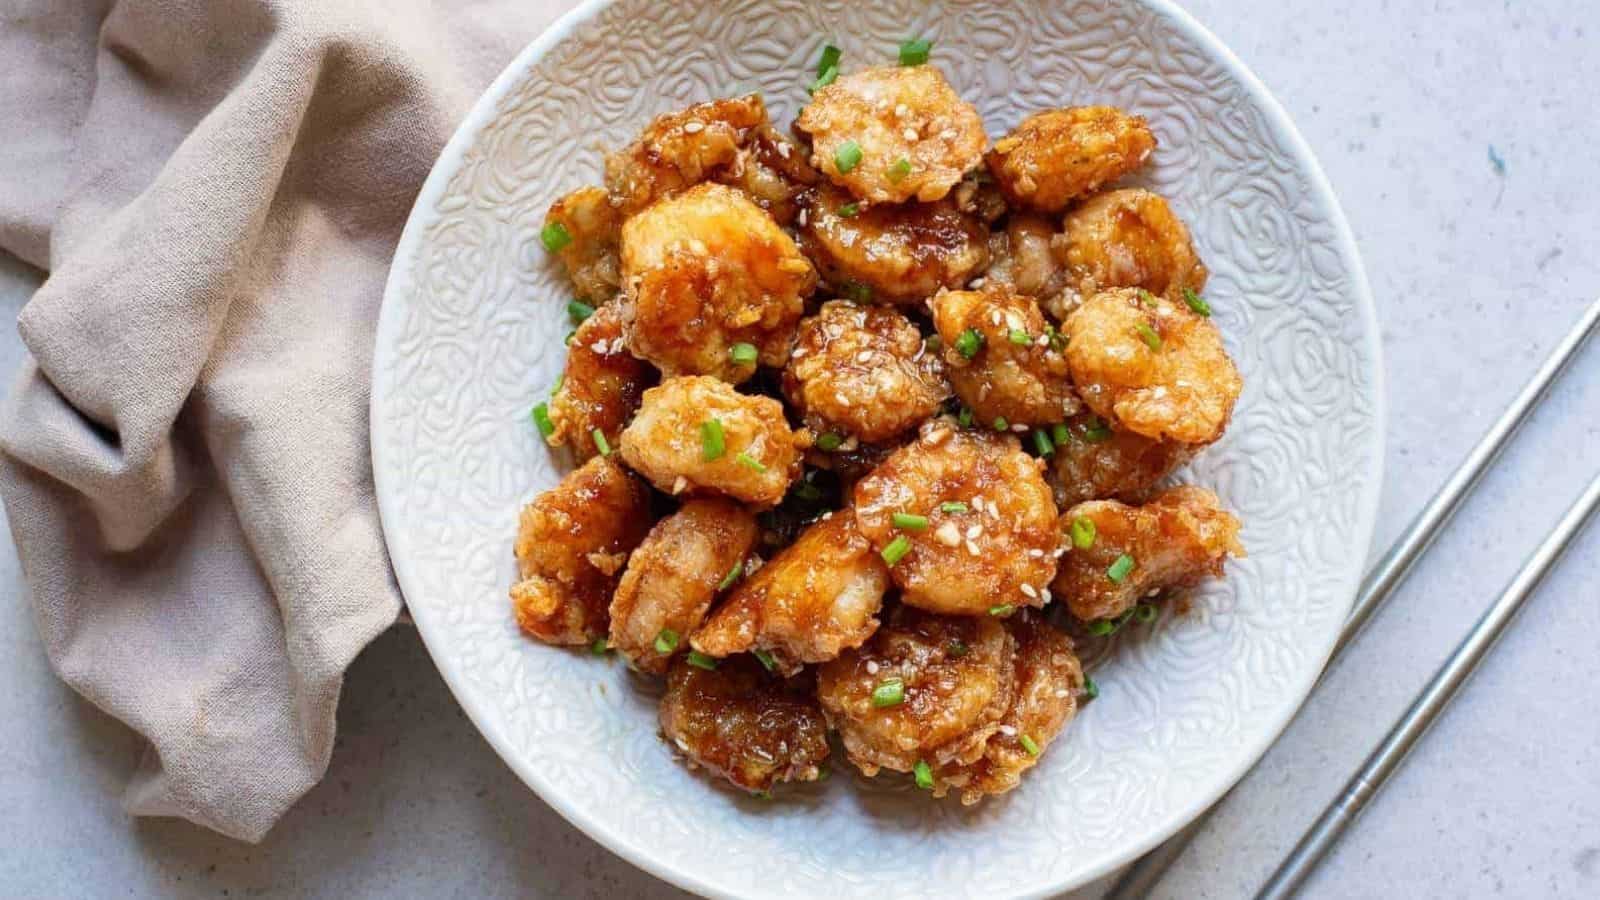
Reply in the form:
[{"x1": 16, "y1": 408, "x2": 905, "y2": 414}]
[{"x1": 371, "y1": 1, "x2": 1385, "y2": 895}]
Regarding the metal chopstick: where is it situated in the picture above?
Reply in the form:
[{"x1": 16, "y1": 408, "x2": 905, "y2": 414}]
[
  {"x1": 1256, "y1": 471, "x2": 1600, "y2": 899},
  {"x1": 1103, "y1": 296, "x2": 1600, "y2": 900}
]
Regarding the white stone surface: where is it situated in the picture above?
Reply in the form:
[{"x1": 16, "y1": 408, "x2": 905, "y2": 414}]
[{"x1": 0, "y1": 0, "x2": 1596, "y2": 897}]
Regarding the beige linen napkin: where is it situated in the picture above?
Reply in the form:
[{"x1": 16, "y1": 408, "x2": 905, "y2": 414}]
[{"x1": 0, "y1": 0, "x2": 571, "y2": 841}]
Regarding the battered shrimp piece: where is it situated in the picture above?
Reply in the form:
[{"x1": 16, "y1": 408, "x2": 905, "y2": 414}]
[
  {"x1": 713, "y1": 125, "x2": 819, "y2": 226},
  {"x1": 604, "y1": 94, "x2": 768, "y2": 216},
  {"x1": 608, "y1": 498, "x2": 759, "y2": 674},
  {"x1": 544, "y1": 186, "x2": 622, "y2": 303},
  {"x1": 929, "y1": 287, "x2": 1081, "y2": 427},
  {"x1": 982, "y1": 214, "x2": 1071, "y2": 306},
  {"x1": 816, "y1": 606, "x2": 1017, "y2": 774},
  {"x1": 1065, "y1": 287, "x2": 1242, "y2": 444},
  {"x1": 659, "y1": 655, "x2": 830, "y2": 793},
  {"x1": 986, "y1": 106, "x2": 1156, "y2": 213},
  {"x1": 547, "y1": 303, "x2": 655, "y2": 462},
  {"x1": 932, "y1": 612, "x2": 1082, "y2": 803},
  {"x1": 618, "y1": 375, "x2": 802, "y2": 508},
  {"x1": 693, "y1": 511, "x2": 890, "y2": 675},
  {"x1": 1057, "y1": 188, "x2": 1207, "y2": 300},
  {"x1": 798, "y1": 184, "x2": 988, "y2": 305},
  {"x1": 782, "y1": 301, "x2": 949, "y2": 444},
  {"x1": 1049, "y1": 411, "x2": 1196, "y2": 507},
  {"x1": 620, "y1": 183, "x2": 816, "y2": 382},
  {"x1": 796, "y1": 64, "x2": 987, "y2": 204},
  {"x1": 1053, "y1": 485, "x2": 1244, "y2": 622},
  {"x1": 510, "y1": 457, "x2": 653, "y2": 645},
  {"x1": 852, "y1": 422, "x2": 1059, "y2": 615}
]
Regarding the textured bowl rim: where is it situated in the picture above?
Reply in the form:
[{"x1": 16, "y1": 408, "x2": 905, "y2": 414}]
[{"x1": 371, "y1": 1, "x2": 1387, "y2": 895}]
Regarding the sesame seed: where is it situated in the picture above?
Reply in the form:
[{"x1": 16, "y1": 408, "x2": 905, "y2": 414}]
[
  {"x1": 671, "y1": 476, "x2": 688, "y2": 495},
  {"x1": 902, "y1": 127, "x2": 919, "y2": 142},
  {"x1": 675, "y1": 737, "x2": 689, "y2": 751},
  {"x1": 1010, "y1": 423, "x2": 1028, "y2": 433},
  {"x1": 797, "y1": 209, "x2": 808, "y2": 226},
  {"x1": 839, "y1": 436, "x2": 859, "y2": 451},
  {"x1": 855, "y1": 350, "x2": 874, "y2": 363},
  {"x1": 894, "y1": 103, "x2": 910, "y2": 118},
  {"x1": 935, "y1": 521, "x2": 962, "y2": 547},
  {"x1": 1041, "y1": 588, "x2": 1052, "y2": 603},
  {"x1": 1055, "y1": 689, "x2": 1071, "y2": 698},
  {"x1": 776, "y1": 141, "x2": 792, "y2": 158},
  {"x1": 965, "y1": 524, "x2": 983, "y2": 540},
  {"x1": 938, "y1": 128, "x2": 957, "y2": 140},
  {"x1": 1146, "y1": 588, "x2": 1160, "y2": 597},
  {"x1": 836, "y1": 391, "x2": 851, "y2": 407},
  {"x1": 1020, "y1": 584, "x2": 1038, "y2": 599},
  {"x1": 969, "y1": 277, "x2": 987, "y2": 289},
  {"x1": 1052, "y1": 547, "x2": 1066, "y2": 558},
  {"x1": 970, "y1": 496, "x2": 984, "y2": 513},
  {"x1": 866, "y1": 660, "x2": 880, "y2": 675},
  {"x1": 966, "y1": 540, "x2": 980, "y2": 556},
  {"x1": 990, "y1": 311, "x2": 1002, "y2": 326},
  {"x1": 998, "y1": 725, "x2": 1017, "y2": 736},
  {"x1": 682, "y1": 120, "x2": 704, "y2": 133},
  {"x1": 688, "y1": 239, "x2": 708, "y2": 255},
  {"x1": 1028, "y1": 548, "x2": 1044, "y2": 558}
]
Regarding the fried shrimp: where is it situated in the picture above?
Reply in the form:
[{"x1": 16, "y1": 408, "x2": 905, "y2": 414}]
[
  {"x1": 693, "y1": 511, "x2": 889, "y2": 675},
  {"x1": 1065, "y1": 287, "x2": 1242, "y2": 444},
  {"x1": 929, "y1": 287, "x2": 1081, "y2": 427},
  {"x1": 547, "y1": 303, "x2": 655, "y2": 463},
  {"x1": 659, "y1": 655, "x2": 830, "y2": 793},
  {"x1": 604, "y1": 94, "x2": 768, "y2": 216},
  {"x1": 796, "y1": 64, "x2": 987, "y2": 204},
  {"x1": 852, "y1": 421, "x2": 1059, "y2": 615},
  {"x1": 782, "y1": 300, "x2": 949, "y2": 444},
  {"x1": 510, "y1": 457, "x2": 653, "y2": 645},
  {"x1": 981, "y1": 213, "x2": 1071, "y2": 308},
  {"x1": 1057, "y1": 188, "x2": 1207, "y2": 300},
  {"x1": 1049, "y1": 411, "x2": 1196, "y2": 507},
  {"x1": 608, "y1": 498, "x2": 759, "y2": 674},
  {"x1": 544, "y1": 186, "x2": 623, "y2": 303},
  {"x1": 986, "y1": 106, "x2": 1156, "y2": 212},
  {"x1": 620, "y1": 183, "x2": 816, "y2": 382},
  {"x1": 816, "y1": 606, "x2": 1017, "y2": 774},
  {"x1": 618, "y1": 375, "x2": 802, "y2": 508},
  {"x1": 798, "y1": 184, "x2": 988, "y2": 305},
  {"x1": 1053, "y1": 485, "x2": 1243, "y2": 622}
]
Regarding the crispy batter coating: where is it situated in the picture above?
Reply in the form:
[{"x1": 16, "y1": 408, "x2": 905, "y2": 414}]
[
  {"x1": 982, "y1": 213, "x2": 1071, "y2": 306},
  {"x1": 932, "y1": 612, "x2": 1082, "y2": 803},
  {"x1": 852, "y1": 422, "x2": 1059, "y2": 614},
  {"x1": 713, "y1": 124, "x2": 819, "y2": 226},
  {"x1": 986, "y1": 106, "x2": 1156, "y2": 213},
  {"x1": 930, "y1": 287, "x2": 1081, "y2": 427},
  {"x1": 693, "y1": 511, "x2": 889, "y2": 675},
  {"x1": 782, "y1": 300, "x2": 949, "y2": 443},
  {"x1": 798, "y1": 184, "x2": 988, "y2": 305},
  {"x1": 659, "y1": 655, "x2": 830, "y2": 793},
  {"x1": 1053, "y1": 485, "x2": 1244, "y2": 622},
  {"x1": 608, "y1": 498, "x2": 759, "y2": 674},
  {"x1": 1049, "y1": 411, "x2": 1196, "y2": 507},
  {"x1": 544, "y1": 186, "x2": 622, "y2": 303},
  {"x1": 548, "y1": 303, "x2": 655, "y2": 462},
  {"x1": 511, "y1": 457, "x2": 653, "y2": 645},
  {"x1": 604, "y1": 95, "x2": 768, "y2": 217},
  {"x1": 618, "y1": 375, "x2": 802, "y2": 508},
  {"x1": 796, "y1": 65, "x2": 987, "y2": 204},
  {"x1": 1065, "y1": 287, "x2": 1242, "y2": 444},
  {"x1": 817, "y1": 606, "x2": 1017, "y2": 774},
  {"x1": 1058, "y1": 188, "x2": 1207, "y2": 300},
  {"x1": 620, "y1": 183, "x2": 816, "y2": 382}
]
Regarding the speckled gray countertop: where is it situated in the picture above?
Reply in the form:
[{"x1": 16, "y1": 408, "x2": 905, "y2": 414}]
[{"x1": 2, "y1": 1, "x2": 1597, "y2": 897}]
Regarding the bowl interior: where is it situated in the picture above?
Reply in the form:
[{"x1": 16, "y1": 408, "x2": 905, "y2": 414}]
[{"x1": 371, "y1": 0, "x2": 1383, "y2": 896}]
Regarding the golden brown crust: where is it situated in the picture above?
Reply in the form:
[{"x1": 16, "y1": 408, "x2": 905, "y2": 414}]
[
  {"x1": 545, "y1": 186, "x2": 622, "y2": 303},
  {"x1": 659, "y1": 655, "x2": 830, "y2": 793},
  {"x1": 548, "y1": 303, "x2": 655, "y2": 463},
  {"x1": 1057, "y1": 188, "x2": 1207, "y2": 301},
  {"x1": 1052, "y1": 485, "x2": 1244, "y2": 622},
  {"x1": 511, "y1": 457, "x2": 653, "y2": 645},
  {"x1": 604, "y1": 95, "x2": 769, "y2": 217},
  {"x1": 618, "y1": 375, "x2": 803, "y2": 508},
  {"x1": 852, "y1": 421, "x2": 1059, "y2": 614},
  {"x1": 1049, "y1": 411, "x2": 1196, "y2": 507},
  {"x1": 797, "y1": 184, "x2": 988, "y2": 305},
  {"x1": 930, "y1": 287, "x2": 1081, "y2": 427},
  {"x1": 796, "y1": 65, "x2": 987, "y2": 204},
  {"x1": 608, "y1": 498, "x2": 759, "y2": 674},
  {"x1": 620, "y1": 183, "x2": 816, "y2": 382},
  {"x1": 693, "y1": 511, "x2": 889, "y2": 674},
  {"x1": 986, "y1": 106, "x2": 1156, "y2": 212},
  {"x1": 1065, "y1": 287, "x2": 1242, "y2": 444},
  {"x1": 782, "y1": 300, "x2": 949, "y2": 444}
]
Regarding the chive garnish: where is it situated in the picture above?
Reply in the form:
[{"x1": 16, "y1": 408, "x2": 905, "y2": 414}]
[
  {"x1": 837, "y1": 202, "x2": 861, "y2": 218},
  {"x1": 988, "y1": 604, "x2": 1015, "y2": 617},
  {"x1": 1032, "y1": 429, "x2": 1055, "y2": 457},
  {"x1": 1071, "y1": 516, "x2": 1097, "y2": 549},
  {"x1": 590, "y1": 637, "x2": 608, "y2": 655},
  {"x1": 954, "y1": 328, "x2": 983, "y2": 359},
  {"x1": 881, "y1": 535, "x2": 912, "y2": 566},
  {"x1": 736, "y1": 452, "x2": 767, "y2": 473},
  {"x1": 913, "y1": 760, "x2": 934, "y2": 789},
  {"x1": 540, "y1": 222, "x2": 572, "y2": 252},
  {"x1": 1106, "y1": 553, "x2": 1136, "y2": 583},
  {"x1": 816, "y1": 44, "x2": 841, "y2": 77},
  {"x1": 1018, "y1": 734, "x2": 1041, "y2": 756},
  {"x1": 531, "y1": 403, "x2": 555, "y2": 440},
  {"x1": 1182, "y1": 286, "x2": 1212, "y2": 316},
  {"x1": 730, "y1": 342, "x2": 759, "y2": 365},
  {"x1": 1008, "y1": 328, "x2": 1031, "y2": 346},
  {"x1": 700, "y1": 418, "x2": 725, "y2": 461},
  {"x1": 815, "y1": 432, "x2": 844, "y2": 451},
  {"x1": 992, "y1": 416, "x2": 1008, "y2": 432},
  {"x1": 717, "y1": 561, "x2": 744, "y2": 591},
  {"x1": 654, "y1": 628, "x2": 679, "y2": 654},
  {"x1": 752, "y1": 648, "x2": 777, "y2": 672},
  {"x1": 592, "y1": 428, "x2": 611, "y2": 456},
  {"x1": 834, "y1": 140, "x2": 863, "y2": 173},
  {"x1": 871, "y1": 677, "x2": 905, "y2": 708},
  {"x1": 1050, "y1": 422, "x2": 1070, "y2": 446},
  {"x1": 939, "y1": 501, "x2": 968, "y2": 514},
  {"x1": 567, "y1": 299, "x2": 594, "y2": 324},
  {"x1": 1083, "y1": 676, "x2": 1099, "y2": 700},
  {"x1": 1135, "y1": 321, "x2": 1162, "y2": 352},
  {"x1": 686, "y1": 651, "x2": 719, "y2": 671},
  {"x1": 892, "y1": 512, "x2": 929, "y2": 531},
  {"x1": 887, "y1": 157, "x2": 912, "y2": 182},
  {"x1": 898, "y1": 37, "x2": 932, "y2": 66}
]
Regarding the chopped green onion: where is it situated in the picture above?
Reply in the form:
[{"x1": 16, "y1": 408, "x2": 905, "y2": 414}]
[
  {"x1": 836, "y1": 202, "x2": 861, "y2": 218},
  {"x1": 654, "y1": 628, "x2": 680, "y2": 654},
  {"x1": 592, "y1": 428, "x2": 612, "y2": 456},
  {"x1": 957, "y1": 406, "x2": 974, "y2": 428},
  {"x1": 590, "y1": 637, "x2": 608, "y2": 655},
  {"x1": 1032, "y1": 429, "x2": 1055, "y2": 456},
  {"x1": 881, "y1": 535, "x2": 912, "y2": 566},
  {"x1": 1008, "y1": 328, "x2": 1031, "y2": 346},
  {"x1": 898, "y1": 37, "x2": 933, "y2": 66},
  {"x1": 700, "y1": 418, "x2": 726, "y2": 461},
  {"x1": 793, "y1": 480, "x2": 823, "y2": 501},
  {"x1": 954, "y1": 328, "x2": 983, "y2": 359},
  {"x1": 988, "y1": 604, "x2": 1015, "y2": 617},
  {"x1": 1135, "y1": 321, "x2": 1162, "y2": 352},
  {"x1": 834, "y1": 140, "x2": 863, "y2": 173},
  {"x1": 1083, "y1": 676, "x2": 1099, "y2": 700},
  {"x1": 842, "y1": 281, "x2": 874, "y2": 303},
  {"x1": 939, "y1": 501, "x2": 968, "y2": 514},
  {"x1": 1070, "y1": 516, "x2": 1097, "y2": 549},
  {"x1": 892, "y1": 512, "x2": 929, "y2": 531},
  {"x1": 816, "y1": 44, "x2": 841, "y2": 76},
  {"x1": 1134, "y1": 602, "x2": 1159, "y2": 623},
  {"x1": 1107, "y1": 553, "x2": 1136, "y2": 583},
  {"x1": 531, "y1": 403, "x2": 555, "y2": 440},
  {"x1": 1182, "y1": 286, "x2": 1212, "y2": 316},
  {"x1": 552, "y1": 373, "x2": 564, "y2": 395},
  {"x1": 871, "y1": 677, "x2": 905, "y2": 707},
  {"x1": 1050, "y1": 422, "x2": 1071, "y2": 446},
  {"x1": 753, "y1": 789, "x2": 773, "y2": 800},
  {"x1": 717, "y1": 561, "x2": 744, "y2": 590},
  {"x1": 887, "y1": 157, "x2": 912, "y2": 182},
  {"x1": 567, "y1": 299, "x2": 595, "y2": 324},
  {"x1": 730, "y1": 342, "x2": 759, "y2": 365},
  {"x1": 913, "y1": 760, "x2": 934, "y2": 789},
  {"x1": 924, "y1": 334, "x2": 942, "y2": 353},
  {"x1": 686, "y1": 650, "x2": 719, "y2": 671},
  {"x1": 1080, "y1": 418, "x2": 1112, "y2": 443},
  {"x1": 992, "y1": 416, "x2": 1008, "y2": 432},
  {"x1": 809, "y1": 65, "x2": 838, "y2": 93},
  {"x1": 540, "y1": 222, "x2": 572, "y2": 252},
  {"x1": 1018, "y1": 734, "x2": 1041, "y2": 757},
  {"x1": 564, "y1": 330, "x2": 576, "y2": 346},
  {"x1": 1045, "y1": 323, "x2": 1068, "y2": 351},
  {"x1": 752, "y1": 648, "x2": 777, "y2": 672},
  {"x1": 1137, "y1": 288, "x2": 1158, "y2": 308},
  {"x1": 945, "y1": 639, "x2": 969, "y2": 658},
  {"x1": 1086, "y1": 618, "x2": 1117, "y2": 636},
  {"x1": 736, "y1": 451, "x2": 767, "y2": 472},
  {"x1": 815, "y1": 431, "x2": 844, "y2": 451},
  {"x1": 816, "y1": 765, "x2": 831, "y2": 782}
]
